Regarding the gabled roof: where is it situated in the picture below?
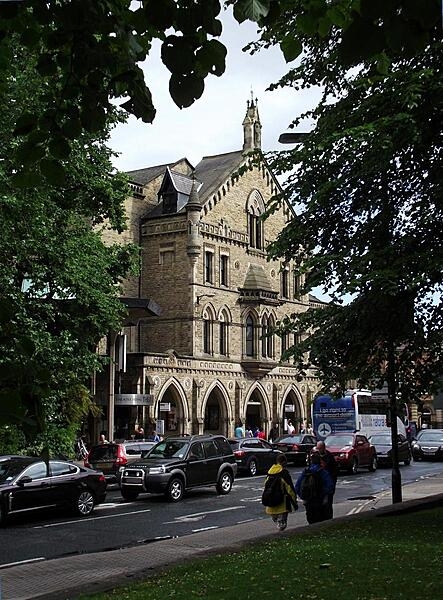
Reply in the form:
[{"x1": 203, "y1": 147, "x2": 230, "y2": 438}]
[{"x1": 126, "y1": 158, "x2": 194, "y2": 186}]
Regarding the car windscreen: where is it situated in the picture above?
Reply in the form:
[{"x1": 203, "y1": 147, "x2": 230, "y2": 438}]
[
  {"x1": 417, "y1": 432, "x2": 443, "y2": 442},
  {"x1": 325, "y1": 435, "x2": 354, "y2": 447},
  {"x1": 228, "y1": 440, "x2": 240, "y2": 450},
  {"x1": 0, "y1": 459, "x2": 33, "y2": 483},
  {"x1": 277, "y1": 435, "x2": 303, "y2": 443},
  {"x1": 148, "y1": 440, "x2": 190, "y2": 459},
  {"x1": 370, "y1": 435, "x2": 391, "y2": 445}
]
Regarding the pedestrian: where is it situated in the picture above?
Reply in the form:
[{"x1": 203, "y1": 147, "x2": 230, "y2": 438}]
[
  {"x1": 306, "y1": 422, "x2": 314, "y2": 434},
  {"x1": 135, "y1": 427, "x2": 145, "y2": 440},
  {"x1": 146, "y1": 429, "x2": 161, "y2": 442},
  {"x1": 257, "y1": 427, "x2": 266, "y2": 440},
  {"x1": 295, "y1": 453, "x2": 333, "y2": 524},
  {"x1": 234, "y1": 422, "x2": 244, "y2": 438},
  {"x1": 269, "y1": 423, "x2": 279, "y2": 443},
  {"x1": 263, "y1": 453, "x2": 298, "y2": 531},
  {"x1": 287, "y1": 419, "x2": 295, "y2": 434},
  {"x1": 245, "y1": 425, "x2": 253, "y2": 438},
  {"x1": 314, "y1": 440, "x2": 338, "y2": 519},
  {"x1": 98, "y1": 432, "x2": 109, "y2": 444},
  {"x1": 253, "y1": 426, "x2": 260, "y2": 438}
]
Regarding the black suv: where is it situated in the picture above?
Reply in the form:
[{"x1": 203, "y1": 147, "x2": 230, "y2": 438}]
[{"x1": 119, "y1": 435, "x2": 237, "y2": 502}]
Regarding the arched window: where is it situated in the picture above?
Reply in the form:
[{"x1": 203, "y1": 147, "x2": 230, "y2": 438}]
[
  {"x1": 245, "y1": 314, "x2": 255, "y2": 357},
  {"x1": 202, "y1": 307, "x2": 214, "y2": 355},
  {"x1": 261, "y1": 315, "x2": 275, "y2": 359},
  {"x1": 246, "y1": 190, "x2": 265, "y2": 250},
  {"x1": 219, "y1": 310, "x2": 230, "y2": 356}
]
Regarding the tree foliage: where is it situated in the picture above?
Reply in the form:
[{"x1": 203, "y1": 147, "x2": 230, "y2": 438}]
[
  {"x1": 253, "y1": 2, "x2": 443, "y2": 402},
  {"x1": 0, "y1": 45, "x2": 138, "y2": 448}
]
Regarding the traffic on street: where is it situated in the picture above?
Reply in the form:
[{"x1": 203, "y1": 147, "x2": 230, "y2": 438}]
[{"x1": 1, "y1": 460, "x2": 442, "y2": 569}]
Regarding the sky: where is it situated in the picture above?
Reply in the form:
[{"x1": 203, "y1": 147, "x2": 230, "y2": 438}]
[{"x1": 109, "y1": 8, "x2": 321, "y2": 172}]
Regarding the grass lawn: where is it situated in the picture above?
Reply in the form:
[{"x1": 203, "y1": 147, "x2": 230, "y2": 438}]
[{"x1": 80, "y1": 506, "x2": 443, "y2": 600}]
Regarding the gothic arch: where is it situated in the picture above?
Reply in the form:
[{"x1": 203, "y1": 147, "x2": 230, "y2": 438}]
[
  {"x1": 281, "y1": 385, "x2": 305, "y2": 432},
  {"x1": 242, "y1": 381, "x2": 271, "y2": 434},
  {"x1": 246, "y1": 189, "x2": 265, "y2": 215},
  {"x1": 156, "y1": 377, "x2": 189, "y2": 435},
  {"x1": 201, "y1": 381, "x2": 233, "y2": 436}
]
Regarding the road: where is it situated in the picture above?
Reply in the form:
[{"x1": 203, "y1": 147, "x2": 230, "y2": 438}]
[{"x1": 1, "y1": 461, "x2": 442, "y2": 568}]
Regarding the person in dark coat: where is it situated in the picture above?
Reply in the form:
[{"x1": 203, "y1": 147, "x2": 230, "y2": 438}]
[
  {"x1": 314, "y1": 440, "x2": 338, "y2": 519},
  {"x1": 295, "y1": 453, "x2": 333, "y2": 524}
]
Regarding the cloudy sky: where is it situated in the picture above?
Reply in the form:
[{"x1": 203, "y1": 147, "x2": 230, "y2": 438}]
[{"x1": 109, "y1": 8, "x2": 321, "y2": 171}]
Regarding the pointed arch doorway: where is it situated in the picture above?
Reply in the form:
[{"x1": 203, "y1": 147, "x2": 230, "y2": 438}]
[
  {"x1": 245, "y1": 388, "x2": 267, "y2": 433},
  {"x1": 204, "y1": 386, "x2": 229, "y2": 436}
]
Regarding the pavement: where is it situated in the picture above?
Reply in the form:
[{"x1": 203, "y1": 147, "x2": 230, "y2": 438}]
[{"x1": 1, "y1": 473, "x2": 443, "y2": 600}]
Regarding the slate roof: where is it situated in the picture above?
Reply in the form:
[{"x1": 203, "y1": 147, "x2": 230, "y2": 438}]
[{"x1": 126, "y1": 158, "x2": 192, "y2": 186}]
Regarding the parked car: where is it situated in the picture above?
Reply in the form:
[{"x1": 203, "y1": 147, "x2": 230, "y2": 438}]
[
  {"x1": 272, "y1": 433, "x2": 317, "y2": 465},
  {"x1": 411, "y1": 429, "x2": 443, "y2": 461},
  {"x1": 228, "y1": 438, "x2": 283, "y2": 476},
  {"x1": 120, "y1": 434, "x2": 237, "y2": 502},
  {"x1": 0, "y1": 457, "x2": 106, "y2": 525},
  {"x1": 85, "y1": 441, "x2": 156, "y2": 482},
  {"x1": 324, "y1": 433, "x2": 377, "y2": 474},
  {"x1": 369, "y1": 433, "x2": 412, "y2": 466}
]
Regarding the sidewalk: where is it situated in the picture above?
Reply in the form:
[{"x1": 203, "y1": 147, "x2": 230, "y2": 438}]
[{"x1": 1, "y1": 473, "x2": 443, "y2": 600}]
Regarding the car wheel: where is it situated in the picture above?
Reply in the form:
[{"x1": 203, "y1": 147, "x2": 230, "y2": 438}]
[
  {"x1": 368, "y1": 455, "x2": 377, "y2": 472},
  {"x1": 216, "y1": 470, "x2": 233, "y2": 495},
  {"x1": 75, "y1": 489, "x2": 95, "y2": 516},
  {"x1": 166, "y1": 477, "x2": 184, "y2": 502},
  {"x1": 121, "y1": 489, "x2": 139, "y2": 501},
  {"x1": 0, "y1": 500, "x2": 7, "y2": 527},
  {"x1": 349, "y1": 457, "x2": 358, "y2": 474},
  {"x1": 248, "y1": 459, "x2": 258, "y2": 476}
]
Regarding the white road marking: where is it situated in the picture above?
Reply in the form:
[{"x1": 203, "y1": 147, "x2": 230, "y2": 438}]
[
  {"x1": 162, "y1": 505, "x2": 246, "y2": 524},
  {"x1": 0, "y1": 557, "x2": 45, "y2": 570},
  {"x1": 191, "y1": 526, "x2": 219, "y2": 532},
  {"x1": 33, "y1": 508, "x2": 152, "y2": 528}
]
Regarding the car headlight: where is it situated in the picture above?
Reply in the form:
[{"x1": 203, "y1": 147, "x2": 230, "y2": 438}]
[
  {"x1": 339, "y1": 452, "x2": 348, "y2": 458},
  {"x1": 118, "y1": 466, "x2": 125, "y2": 473},
  {"x1": 148, "y1": 466, "x2": 166, "y2": 474}
]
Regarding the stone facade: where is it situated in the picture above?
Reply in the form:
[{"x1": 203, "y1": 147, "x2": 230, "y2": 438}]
[{"x1": 95, "y1": 99, "x2": 322, "y2": 441}]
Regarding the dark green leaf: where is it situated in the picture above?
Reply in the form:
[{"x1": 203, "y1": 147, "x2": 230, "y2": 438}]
[
  {"x1": 281, "y1": 36, "x2": 302, "y2": 63},
  {"x1": 233, "y1": 0, "x2": 271, "y2": 24},
  {"x1": 169, "y1": 72, "x2": 204, "y2": 108},
  {"x1": 40, "y1": 159, "x2": 66, "y2": 186}
]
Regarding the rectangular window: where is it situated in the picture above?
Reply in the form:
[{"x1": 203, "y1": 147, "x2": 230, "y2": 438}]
[
  {"x1": 220, "y1": 254, "x2": 229, "y2": 287},
  {"x1": 219, "y1": 322, "x2": 228, "y2": 356},
  {"x1": 203, "y1": 320, "x2": 212, "y2": 354},
  {"x1": 205, "y1": 251, "x2": 213, "y2": 283},
  {"x1": 281, "y1": 269, "x2": 289, "y2": 298}
]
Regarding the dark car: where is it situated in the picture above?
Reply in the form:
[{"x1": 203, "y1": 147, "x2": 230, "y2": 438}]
[
  {"x1": 0, "y1": 457, "x2": 106, "y2": 525},
  {"x1": 324, "y1": 433, "x2": 377, "y2": 474},
  {"x1": 369, "y1": 433, "x2": 412, "y2": 466},
  {"x1": 411, "y1": 429, "x2": 443, "y2": 461},
  {"x1": 85, "y1": 441, "x2": 156, "y2": 482},
  {"x1": 228, "y1": 438, "x2": 283, "y2": 476},
  {"x1": 120, "y1": 434, "x2": 237, "y2": 502},
  {"x1": 272, "y1": 433, "x2": 317, "y2": 465}
]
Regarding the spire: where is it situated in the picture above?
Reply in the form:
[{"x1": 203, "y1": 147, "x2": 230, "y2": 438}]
[{"x1": 243, "y1": 93, "x2": 262, "y2": 152}]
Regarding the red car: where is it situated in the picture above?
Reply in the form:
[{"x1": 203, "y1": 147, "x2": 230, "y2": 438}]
[{"x1": 324, "y1": 433, "x2": 377, "y2": 474}]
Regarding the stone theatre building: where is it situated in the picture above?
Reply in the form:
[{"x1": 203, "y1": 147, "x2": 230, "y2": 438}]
[{"x1": 95, "y1": 99, "x2": 322, "y2": 441}]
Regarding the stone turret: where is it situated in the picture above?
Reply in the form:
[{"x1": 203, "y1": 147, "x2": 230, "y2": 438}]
[
  {"x1": 242, "y1": 95, "x2": 262, "y2": 152},
  {"x1": 186, "y1": 176, "x2": 202, "y2": 262}
]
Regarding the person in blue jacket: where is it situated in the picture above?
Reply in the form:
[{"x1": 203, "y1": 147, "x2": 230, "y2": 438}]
[{"x1": 295, "y1": 453, "x2": 334, "y2": 524}]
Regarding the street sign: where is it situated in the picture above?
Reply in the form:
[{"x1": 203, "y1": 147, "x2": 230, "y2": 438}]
[{"x1": 114, "y1": 394, "x2": 154, "y2": 406}]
